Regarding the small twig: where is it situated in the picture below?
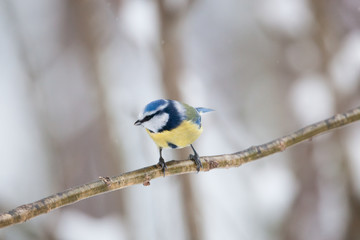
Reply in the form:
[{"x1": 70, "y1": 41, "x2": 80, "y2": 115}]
[{"x1": 1, "y1": 106, "x2": 359, "y2": 228}]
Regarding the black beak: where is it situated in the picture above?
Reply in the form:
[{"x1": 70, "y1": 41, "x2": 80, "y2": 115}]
[{"x1": 134, "y1": 120, "x2": 141, "y2": 126}]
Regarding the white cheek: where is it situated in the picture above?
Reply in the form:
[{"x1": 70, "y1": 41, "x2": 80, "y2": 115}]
[{"x1": 143, "y1": 113, "x2": 169, "y2": 133}]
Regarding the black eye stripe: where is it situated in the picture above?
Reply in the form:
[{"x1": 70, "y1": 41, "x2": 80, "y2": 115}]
[{"x1": 141, "y1": 113, "x2": 156, "y2": 123}]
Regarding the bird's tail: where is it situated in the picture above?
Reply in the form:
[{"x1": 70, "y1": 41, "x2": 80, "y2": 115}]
[{"x1": 195, "y1": 107, "x2": 214, "y2": 114}]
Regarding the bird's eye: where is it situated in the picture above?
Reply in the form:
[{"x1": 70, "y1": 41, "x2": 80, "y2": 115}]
[{"x1": 142, "y1": 114, "x2": 154, "y2": 123}]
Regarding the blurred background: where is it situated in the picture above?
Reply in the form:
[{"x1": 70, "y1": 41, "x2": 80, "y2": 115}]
[{"x1": 0, "y1": 0, "x2": 360, "y2": 239}]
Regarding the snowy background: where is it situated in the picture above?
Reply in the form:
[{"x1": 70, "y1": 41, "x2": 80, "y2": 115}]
[{"x1": 0, "y1": 0, "x2": 360, "y2": 239}]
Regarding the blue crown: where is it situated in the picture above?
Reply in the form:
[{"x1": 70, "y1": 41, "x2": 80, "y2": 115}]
[{"x1": 144, "y1": 99, "x2": 167, "y2": 113}]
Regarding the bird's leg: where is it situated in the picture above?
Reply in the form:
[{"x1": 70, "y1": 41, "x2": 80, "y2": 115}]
[
  {"x1": 189, "y1": 144, "x2": 203, "y2": 172},
  {"x1": 157, "y1": 147, "x2": 167, "y2": 176}
]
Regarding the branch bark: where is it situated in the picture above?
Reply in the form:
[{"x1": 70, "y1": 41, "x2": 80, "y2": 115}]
[{"x1": 1, "y1": 106, "x2": 360, "y2": 228}]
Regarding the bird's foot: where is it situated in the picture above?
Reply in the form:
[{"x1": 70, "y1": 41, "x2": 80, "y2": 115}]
[
  {"x1": 157, "y1": 157, "x2": 167, "y2": 177},
  {"x1": 189, "y1": 153, "x2": 203, "y2": 172}
]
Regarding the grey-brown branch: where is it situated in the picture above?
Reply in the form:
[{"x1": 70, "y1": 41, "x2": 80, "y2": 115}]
[{"x1": 1, "y1": 106, "x2": 360, "y2": 228}]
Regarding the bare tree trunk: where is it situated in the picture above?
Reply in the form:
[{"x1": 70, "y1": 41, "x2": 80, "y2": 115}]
[{"x1": 158, "y1": 1, "x2": 202, "y2": 239}]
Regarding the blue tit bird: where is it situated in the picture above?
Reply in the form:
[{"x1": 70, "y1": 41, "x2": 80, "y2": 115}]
[{"x1": 134, "y1": 99, "x2": 214, "y2": 174}]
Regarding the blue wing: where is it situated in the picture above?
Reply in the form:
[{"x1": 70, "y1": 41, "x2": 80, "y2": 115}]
[{"x1": 195, "y1": 107, "x2": 214, "y2": 114}]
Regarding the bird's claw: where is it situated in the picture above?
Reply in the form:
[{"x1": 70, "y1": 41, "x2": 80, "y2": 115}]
[
  {"x1": 157, "y1": 157, "x2": 167, "y2": 177},
  {"x1": 189, "y1": 153, "x2": 203, "y2": 172}
]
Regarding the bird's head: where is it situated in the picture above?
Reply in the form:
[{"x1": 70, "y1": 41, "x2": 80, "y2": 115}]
[{"x1": 134, "y1": 99, "x2": 174, "y2": 133}]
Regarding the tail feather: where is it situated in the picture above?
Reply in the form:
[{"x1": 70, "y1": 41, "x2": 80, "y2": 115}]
[{"x1": 195, "y1": 107, "x2": 214, "y2": 114}]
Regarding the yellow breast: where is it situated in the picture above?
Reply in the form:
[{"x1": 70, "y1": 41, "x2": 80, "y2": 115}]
[{"x1": 146, "y1": 120, "x2": 203, "y2": 148}]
